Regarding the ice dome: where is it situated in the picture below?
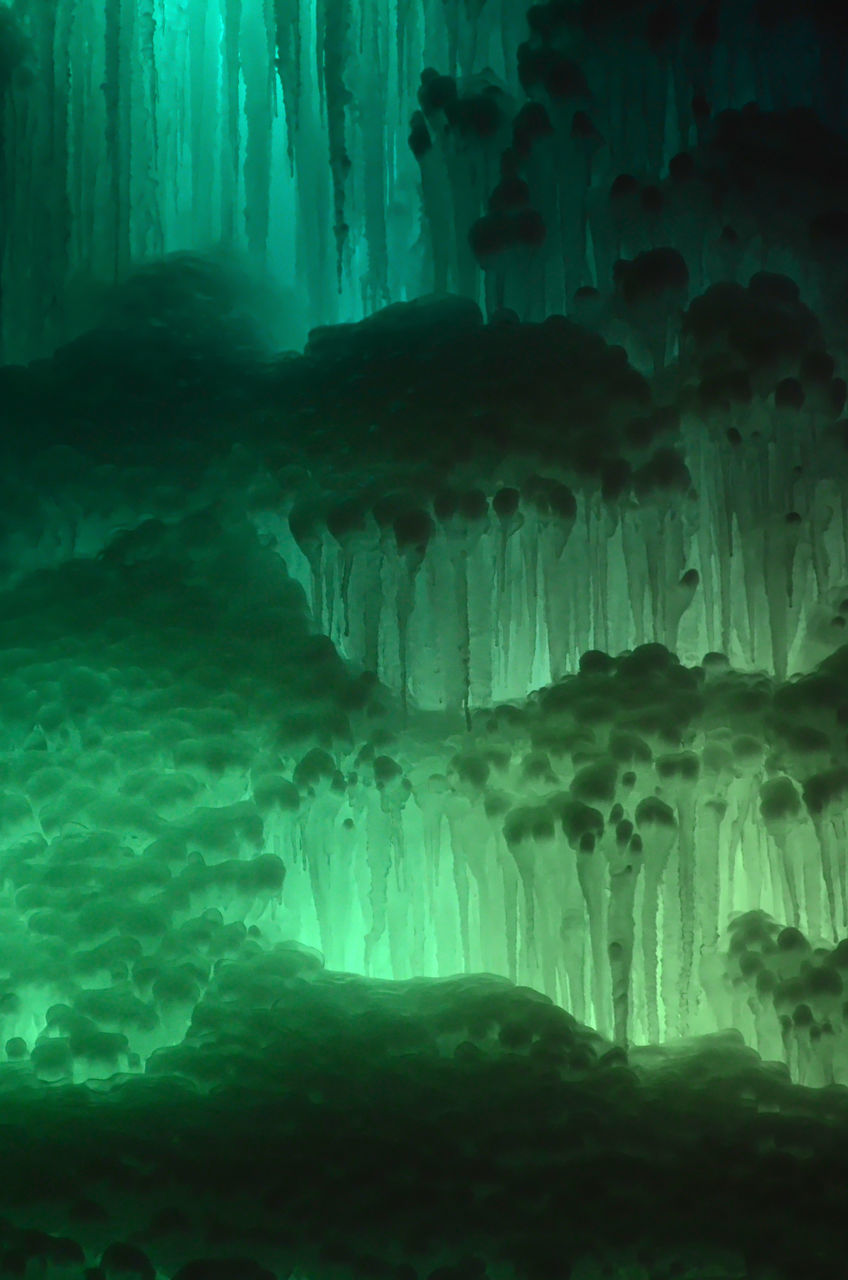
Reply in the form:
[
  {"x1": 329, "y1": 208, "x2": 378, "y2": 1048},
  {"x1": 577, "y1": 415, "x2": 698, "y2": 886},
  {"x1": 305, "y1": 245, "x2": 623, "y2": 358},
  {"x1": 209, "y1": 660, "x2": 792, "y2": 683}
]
[{"x1": 2, "y1": 0, "x2": 848, "y2": 1277}]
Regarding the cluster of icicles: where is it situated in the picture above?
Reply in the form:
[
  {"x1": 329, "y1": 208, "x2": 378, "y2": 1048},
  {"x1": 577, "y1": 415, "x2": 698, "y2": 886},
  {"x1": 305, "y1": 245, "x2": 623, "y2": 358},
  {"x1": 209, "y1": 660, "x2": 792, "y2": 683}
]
[
  {"x1": 252, "y1": 430, "x2": 848, "y2": 715},
  {"x1": 262, "y1": 646, "x2": 848, "y2": 1072}
]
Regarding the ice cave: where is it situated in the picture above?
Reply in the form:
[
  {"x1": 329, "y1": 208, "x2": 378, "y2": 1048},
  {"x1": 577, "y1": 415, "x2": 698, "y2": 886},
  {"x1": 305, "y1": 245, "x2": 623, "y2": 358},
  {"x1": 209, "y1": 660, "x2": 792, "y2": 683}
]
[{"x1": 2, "y1": 0, "x2": 848, "y2": 1276}]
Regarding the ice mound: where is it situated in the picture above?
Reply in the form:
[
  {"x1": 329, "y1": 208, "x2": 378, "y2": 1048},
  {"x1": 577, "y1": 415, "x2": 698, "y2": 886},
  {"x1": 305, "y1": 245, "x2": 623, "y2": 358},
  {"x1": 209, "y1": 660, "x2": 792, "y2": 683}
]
[{"x1": 0, "y1": 951, "x2": 845, "y2": 1280}]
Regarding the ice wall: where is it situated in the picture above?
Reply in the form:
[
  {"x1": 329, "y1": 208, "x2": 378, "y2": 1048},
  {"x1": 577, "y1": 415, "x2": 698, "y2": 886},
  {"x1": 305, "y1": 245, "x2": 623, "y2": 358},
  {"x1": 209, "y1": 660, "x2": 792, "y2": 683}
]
[
  {"x1": 2, "y1": 0, "x2": 845, "y2": 360},
  {"x1": 0, "y1": 0, "x2": 520, "y2": 360},
  {"x1": 4, "y1": 0, "x2": 848, "y2": 1092}
]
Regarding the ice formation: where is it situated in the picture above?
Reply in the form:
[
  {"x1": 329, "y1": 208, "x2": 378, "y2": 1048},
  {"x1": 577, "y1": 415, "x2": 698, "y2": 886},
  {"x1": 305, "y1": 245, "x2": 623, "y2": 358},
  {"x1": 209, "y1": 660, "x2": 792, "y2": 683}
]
[
  {"x1": 3, "y1": 0, "x2": 848, "y2": 1276},
  {"x1": 2, "y1": 0, "x2": 848, "y2": 360}
]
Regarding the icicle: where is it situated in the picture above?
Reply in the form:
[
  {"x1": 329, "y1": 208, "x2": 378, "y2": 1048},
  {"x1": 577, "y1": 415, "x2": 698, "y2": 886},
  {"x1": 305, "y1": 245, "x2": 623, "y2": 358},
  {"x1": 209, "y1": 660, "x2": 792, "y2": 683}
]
[
  {"x1": 437, "y1": 489, "x2": 488, "y2": 729},
  {"x1": 355, "y1": 0, "x2": 390, "y2": 310},
  {"x1": 375, "y1": 756, "x2": 411, "y2": 977},
  {"x1": 104, "y1": 0, "x2": 133, "y2": 279},
  {"x1": 221, "y1": 0, "x2": 242, "y2": 244},
  {"x1": 499, "y1": 830, "x2": 521, "y2": 985},
  {"x1": 518, "y1": 498, "x2": 542, "y2": 686},
  {"x1": 414, "y1": 770, "x2": 449, "y2": 963},
  {"x1": 242, "y1": 0, "x2": 275, "y2": 259},
  {"x1": 666, "y1": 568, "x2": 699, "y2": 654},
  {"x1": 557, "y1": 798, "x2": 607, "y2": 1035},
  {"x1": 504, "y1": 805, "x2": 546, "y2": 991},
  {"x1": 806, "y1": 803, "x2": 841, "y2": 939},
  {"x1": 590, "y1": 496, "x2": 617, "y2": 657},
  {"x1": 450, "y1": 752, "x2": 504, "y2": 972},
  {"x1": 326, "y1": 497, "x2": 375, "y2": 646},
  {"x1": 446, "y1": 789, "x2": 474, "y2": 973},
  {"x1": 294, "y1": 749, "x2": 345, "y2": 967},
  {"x1": 635, "y1": 794, "x2": 677, "y2": 1043},
  {"x1": 537, "y1": 480, "x2": 577, "y2": 681},
  {"x1": 289, "y1": 498, "x2": 328, "y2": 631},
  {"x1": 393, "y1": 506, "x2": 434, "y2": 714},
  {"x1": 604, "y1": 820, "x2": 642, "y2": 1048},
  {"x1": 656, "y1": 752, "x2": 699, "y2": 1036},
  {"x1": 409, "y1": 106, "x2": 453, "y2": 294},
  {"x1": 363, "y1": 782, "x2": 391, "y2": 974},
  {"x1": 760, "y1": 776, "x2": 803, "y2": 927},
  {"x1": 729, "y1": 736, "x2": 767, "y2": 918},
  {"x1": 621, "y1": 503, "x2": 648, "y2": 643},
  {"x1": 698, "y1": 743, "x2": 733, "y2": 946},
  {"x1": 533, "y1": 820, "x2": 571, "y2": 1005},
  {"x1": 137, "y1": 0, "x2": 163, "y2": 257},
  {"x1": 321, "y1": 0, "x2": 353, "y2": 289},
  {"x1": 492, "y1": 487, "x2": 523, "y2": 698},
  {"x1": 273, "y1": 0, "x2": 302, "y2": 174}
]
